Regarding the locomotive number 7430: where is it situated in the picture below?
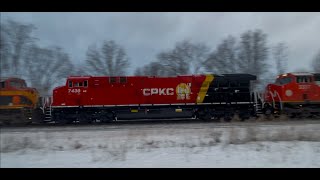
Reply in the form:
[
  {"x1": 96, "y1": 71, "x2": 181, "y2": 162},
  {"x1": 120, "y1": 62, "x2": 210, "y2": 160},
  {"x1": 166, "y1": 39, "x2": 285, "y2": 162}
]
[{"x1": 68, "y1": 89, "x2": 81, "y2": 93}]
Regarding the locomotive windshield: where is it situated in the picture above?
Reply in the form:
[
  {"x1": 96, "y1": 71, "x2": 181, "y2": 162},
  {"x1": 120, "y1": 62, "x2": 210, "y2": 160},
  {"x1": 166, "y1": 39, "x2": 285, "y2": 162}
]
[
  {"x1": 0, "y1": 81, "x2": 5, "y2": 88},
  {"x1": 9, "y1": 80, "x2": 26, "y2": 88},
  {"x1": 275, "y1": 77, "x2": 292, "y2": 85}
]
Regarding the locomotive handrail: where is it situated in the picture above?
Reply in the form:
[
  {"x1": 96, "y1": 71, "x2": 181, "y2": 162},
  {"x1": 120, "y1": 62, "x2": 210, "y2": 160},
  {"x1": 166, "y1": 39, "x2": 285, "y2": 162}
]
[
  {"x1": 274, "y1": 91, "x2": 283, "y2": 110},
  {"x1": 257, "y1": 92, "x2": 264, "y2": 104},
  {"x1": 268, "y1": 91, "x2": 275, "y2": 109},
  {"x1": 253, "y1": 91, "x2": 263, "y2": 113},
  {"x1": 253, "y1": 91, "x2": 257, "y2": 104},
  {"x1": 268, "y1": 91, "x2": 283, "y2": 110},
  {"x1": 40, "y1": 96, "x2": 52, "y2": 114}
]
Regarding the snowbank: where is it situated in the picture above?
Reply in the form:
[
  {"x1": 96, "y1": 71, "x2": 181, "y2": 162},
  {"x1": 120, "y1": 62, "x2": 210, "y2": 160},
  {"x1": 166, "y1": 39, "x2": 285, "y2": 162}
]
[{"x1": 1, "y1": 123, "x2": 320, "y2": 167}]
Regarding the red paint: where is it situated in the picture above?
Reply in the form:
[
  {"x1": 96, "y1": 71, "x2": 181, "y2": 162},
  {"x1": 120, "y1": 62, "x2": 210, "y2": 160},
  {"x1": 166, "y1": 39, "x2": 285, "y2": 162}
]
[
  {"x1": 264, "y1": 73, "x2": 320, "y2": 103},
  {"x1": 52, "y1": 75, "x2": 207, "y2": 107}
]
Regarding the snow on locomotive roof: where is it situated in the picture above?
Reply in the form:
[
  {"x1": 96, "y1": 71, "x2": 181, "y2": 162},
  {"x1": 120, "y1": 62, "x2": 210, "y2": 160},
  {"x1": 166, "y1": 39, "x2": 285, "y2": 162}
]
[
  {"x1": 290, "y1": 72, "x2": 313, "y2": 76},
  {"x1": 0, "y1": 77, "x2": 25, "y2": 82},
  {"x1": 68, "y1": 76, "x2": 92, "y2": 78}
]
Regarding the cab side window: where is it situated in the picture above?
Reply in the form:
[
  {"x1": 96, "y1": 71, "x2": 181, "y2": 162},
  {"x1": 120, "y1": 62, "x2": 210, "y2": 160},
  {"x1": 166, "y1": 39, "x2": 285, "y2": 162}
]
[
  {"x1": 84, "y1": 80, "x2": 88, "y2": 87},
  {"x1": 68, "y1": 81, "x2": 73, "y2": 88},
  {"x1": 120, "y1": 77, "x2": 127, "y2": 83},
  {"x1": 110, "y1": 77, "x2": 116, "y2": 83},
  {"x1": 10, "y1": 81, "x2": 19, "y2": 88},
  {"x1": 296, "y1": 76, "x2": 312, "y2": 83},
  {"x1": 0, "y1": 82, "x2": 5, "y2": 88},
  {"x1": 315, "y1": 75, "x2": 320, "y2": 85},
  {"x1": 296, "y1": 77, "x2": 302, "y2": 83}
]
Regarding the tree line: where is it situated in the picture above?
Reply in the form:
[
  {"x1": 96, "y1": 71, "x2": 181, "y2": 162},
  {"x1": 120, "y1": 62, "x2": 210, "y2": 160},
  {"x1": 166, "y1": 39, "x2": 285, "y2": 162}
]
[{"x1": 1, "y1": 19, "x2": 319, "y2": 95}]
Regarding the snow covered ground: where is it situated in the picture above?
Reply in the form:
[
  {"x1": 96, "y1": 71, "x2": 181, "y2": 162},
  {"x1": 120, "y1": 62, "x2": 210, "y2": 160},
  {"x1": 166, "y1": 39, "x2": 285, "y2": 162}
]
[{"x1": 1, "y1": 121, "x2": 320, "y2": 168}]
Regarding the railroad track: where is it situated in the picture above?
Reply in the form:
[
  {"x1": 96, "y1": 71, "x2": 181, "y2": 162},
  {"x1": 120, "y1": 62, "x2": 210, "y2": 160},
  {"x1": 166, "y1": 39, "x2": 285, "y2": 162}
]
[{"x1": 1, "y1": 117, "x2": 320, "y2": 133}]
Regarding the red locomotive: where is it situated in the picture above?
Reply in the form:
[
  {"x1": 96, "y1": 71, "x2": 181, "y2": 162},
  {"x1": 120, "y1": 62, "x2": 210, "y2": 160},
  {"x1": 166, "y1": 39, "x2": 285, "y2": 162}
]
[
  {"x1": 51, "y1": 74, "x2": 257, "y2": 124},
  {"x1": 263, "y1": 72, "x2": 320, "y2": 117}
]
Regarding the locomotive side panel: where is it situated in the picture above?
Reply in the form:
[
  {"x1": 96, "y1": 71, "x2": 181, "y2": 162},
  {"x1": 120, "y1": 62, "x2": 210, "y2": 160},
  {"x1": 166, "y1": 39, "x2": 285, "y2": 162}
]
[{"x1": 54, "y1": 75, "x2": 210, "y2": 107}]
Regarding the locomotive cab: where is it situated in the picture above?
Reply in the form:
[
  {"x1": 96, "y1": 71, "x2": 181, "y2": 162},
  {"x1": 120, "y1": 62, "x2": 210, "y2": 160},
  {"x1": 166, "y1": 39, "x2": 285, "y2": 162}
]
[{"x1": 52, "y1": 77, "x2": 90, "y2": 107}]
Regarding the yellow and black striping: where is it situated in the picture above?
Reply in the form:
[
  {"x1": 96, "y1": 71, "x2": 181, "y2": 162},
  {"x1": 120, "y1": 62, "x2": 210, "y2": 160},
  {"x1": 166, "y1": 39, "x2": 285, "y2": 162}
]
[{"x1": 196, "y1": 74, "x2": 214, "y2": 103}]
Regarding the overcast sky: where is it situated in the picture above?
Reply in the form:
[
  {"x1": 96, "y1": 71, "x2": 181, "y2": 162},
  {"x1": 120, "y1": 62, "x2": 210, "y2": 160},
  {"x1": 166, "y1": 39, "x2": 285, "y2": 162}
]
[{"x1": 2, "y1": 12, "x2": 320, "y2": 75}]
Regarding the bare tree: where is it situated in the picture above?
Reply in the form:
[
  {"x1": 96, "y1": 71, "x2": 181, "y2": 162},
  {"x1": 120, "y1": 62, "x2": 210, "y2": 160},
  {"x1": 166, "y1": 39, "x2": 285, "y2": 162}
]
[
  {"x1": 205, "y1": 35, "x2": 238, "y2": 74},
  {"x1": 85, "y1": 40, "x2": 130, "y2": 76},
  {"x1": 238, "y1": 30, "x2": 269, "y2": 76},
  {"x1": 157, "y1": 41, "x2": 191, "y2": 76},
  {"x1": 188, "y1": 42, "x2": 210, "y2": 74},
  {"x1": 293, "y1": 68, "x2": 310, "y2": 73},
  {"x1": 157, "y1": 40, "x2": 210, "y2": 75},
  {"x1": 0, "y1": 19, "x2": 37, "y2": 76},
  {"x1": 148, "y1": 62, "x2": 166, "y2": 76},
  {"x1": 24, "y1": 45, "x2": 74, "y2": 96},
  {"x1": 72, "y1": 63, "x2": 89, "y2": 76},
  {"x1": 272, "y1": 42, "x2": 288, "y2": 75},
  {"x1": 237, "y1": 29, "x2": 269, "y2": 91},
  {"x1": 134, "y1": 62, "x2": 166, "y2": 76},
  {"x1": 311, "y1": 50, "x2": 320, "y2": 72},
  {"x1": 140, "y1": 61, "x2": 166, "y2": 76},
  {"x1": 0, "y1": 26, "x2": 10, "y2": 76},
  {"x1": 134, "y1": 67, "x2": 143, "y2": 76}
]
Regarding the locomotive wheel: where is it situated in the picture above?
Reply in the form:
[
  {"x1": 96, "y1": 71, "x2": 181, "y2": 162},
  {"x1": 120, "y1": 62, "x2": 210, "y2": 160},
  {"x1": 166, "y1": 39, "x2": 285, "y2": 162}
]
[
  {"x1": 200, "y1": 114, "x2": 212, "y2": 121},
  {"x1": 264, "y1": 108, "x2": 273, "y2": 116},
  {"x1": 198, "y1": 109, "x2": 215, "y2": 121},
  {"x1": 78, "y1": 112, "x2": 91, "y2": 124},
  {"x1": 53, "y1": 113, "x2": 68, "y2": 125},
  {"x1": 57, "y1": 119, "x2": 68, "y2": 125},
  {"x1": 231, "y1": 114, "x2": 239, "y2": 122},
  {"x1": 224, "y1": 117, "x2": 232, "y2": 122},
  {"x1": 32, "y1": 109, "x2": 45, "y2": 124},
  {"x1": 0, "y1": 120, "x2": 11, "y2": 126},
  {"x1": 233, "y1": 114, "x2": 246, "y2": 122},
  {"x1": 101, "y1": 112, "x2": 114, "y2": 123},
  {"x1": 224, "y1": 113, "x2": 233, "y2": 122}
]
